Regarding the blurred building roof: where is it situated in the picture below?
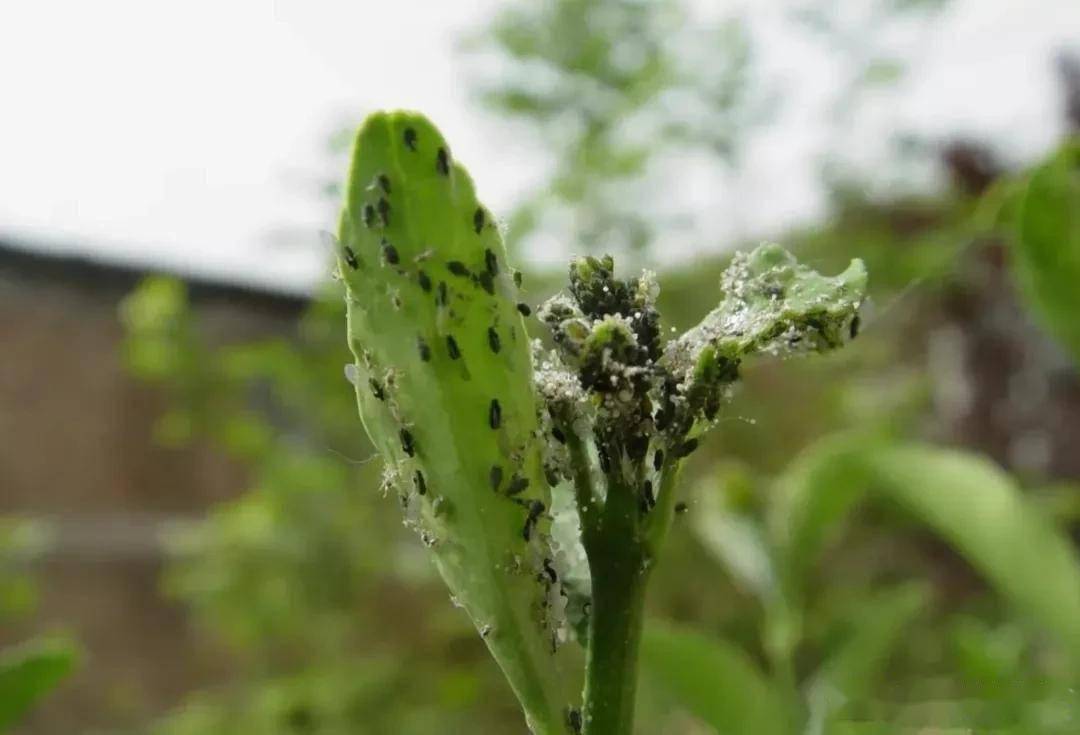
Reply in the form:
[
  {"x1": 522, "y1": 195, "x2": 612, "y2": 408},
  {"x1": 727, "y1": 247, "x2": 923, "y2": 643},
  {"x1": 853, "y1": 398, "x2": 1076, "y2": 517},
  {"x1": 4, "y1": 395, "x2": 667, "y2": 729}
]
[{"x1": 0, "y1": 236, "x2": 309, "y2": 314}]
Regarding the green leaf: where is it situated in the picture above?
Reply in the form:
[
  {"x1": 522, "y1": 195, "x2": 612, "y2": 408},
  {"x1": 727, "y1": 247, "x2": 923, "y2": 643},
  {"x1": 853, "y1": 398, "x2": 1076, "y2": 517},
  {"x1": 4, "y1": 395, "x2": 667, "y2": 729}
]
[
  {"x1": 774, "y1": 439, "x2": 1080, "y2": 665},
  {"x1": 0, "y1": 638, "x2": 79, "y2": 730},
  {"x1": 641, "y1": 623, "x2": 789, "y2": 735},
  {"x1": 1014, "y1": 141, "x2": 1080, "y2": 363},
  {"x1": 770, "y1": 434, "x2": 871, "y2": 595},
  {"x1": 663, "y1": 244, "x2": 866, "y2": 424},
  {"x1": 806, "y1": 583, "x2": 929, "y2": 726},
  {"x1": 335, "y1": 112, "x2": 569, "y2": 733},
  {"x1": 691, "y1": 478, "x2": 777, "y2": 602}
]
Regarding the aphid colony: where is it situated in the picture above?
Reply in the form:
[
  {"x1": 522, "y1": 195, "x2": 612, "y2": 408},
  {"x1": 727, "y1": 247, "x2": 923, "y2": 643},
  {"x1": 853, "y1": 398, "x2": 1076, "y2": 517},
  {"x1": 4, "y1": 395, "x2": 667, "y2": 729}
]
[{"x1": 339, "y1": 120, "x2": 565, "y2": 633}]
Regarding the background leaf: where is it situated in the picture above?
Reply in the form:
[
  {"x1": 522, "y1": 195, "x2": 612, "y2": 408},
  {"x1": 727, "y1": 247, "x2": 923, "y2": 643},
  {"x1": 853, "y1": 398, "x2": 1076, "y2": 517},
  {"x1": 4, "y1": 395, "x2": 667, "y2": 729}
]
[
  {"x1": 775, "y1": 440, "x2": 1080, "y2": 666},
  {"x1": 641, "y1": 623, "x2": 789, "y2": 735},
  {"x1": 806, "y1": 583, "x2": 929, "y2": 729},
  {"x1": 1013, "y1": 140, "x2": 1080, "y2": 363},
  {"x1": 0, "y1": 637, "x2": 79, "y2": 731}
]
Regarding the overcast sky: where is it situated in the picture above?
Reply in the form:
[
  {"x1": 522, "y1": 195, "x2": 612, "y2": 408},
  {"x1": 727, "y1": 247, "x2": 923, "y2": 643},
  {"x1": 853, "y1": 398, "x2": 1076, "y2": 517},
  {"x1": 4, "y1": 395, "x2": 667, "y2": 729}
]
[{"x1": 0, "y1": 0, "x2": 1077, "y2": 293}]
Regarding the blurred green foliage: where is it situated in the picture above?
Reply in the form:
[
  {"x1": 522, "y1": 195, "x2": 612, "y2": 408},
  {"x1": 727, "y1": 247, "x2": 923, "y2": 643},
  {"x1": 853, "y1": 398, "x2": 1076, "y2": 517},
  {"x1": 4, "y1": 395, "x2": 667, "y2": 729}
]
[
  {"x1": 0, "y1": 637, "x2": 79, "y2": 732},
  {"x1": 1014, "y1": 140, "x2": 1080, "y2": 365},
  {"x1": 647, "y1": 438, "x2": 1080, "y2": 733},
  {"x1": 0, "y1": 521, "x2": 75, "y2": 732},
  {"x1": 111, "y1": 0, "x2": 1080, "y2": 731},
  {"x1": 470, "y1": 0, "x2": 760, "y2": 256}
]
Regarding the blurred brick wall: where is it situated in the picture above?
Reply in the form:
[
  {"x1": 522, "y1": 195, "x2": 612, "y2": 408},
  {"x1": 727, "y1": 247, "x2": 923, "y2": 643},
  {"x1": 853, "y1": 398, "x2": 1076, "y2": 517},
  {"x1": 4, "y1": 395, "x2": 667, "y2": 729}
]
[{"x1": 0, "y1": 242, "x2": 306, "y2": 732}]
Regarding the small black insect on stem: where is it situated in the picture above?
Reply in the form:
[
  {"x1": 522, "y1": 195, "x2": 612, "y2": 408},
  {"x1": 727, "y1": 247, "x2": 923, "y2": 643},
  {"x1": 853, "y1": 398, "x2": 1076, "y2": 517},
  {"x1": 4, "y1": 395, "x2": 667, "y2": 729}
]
[
  {"x1": 399, "y1": 428, "x2": 415, "y2": 457},
  {"x1": 382, "y1": 240, "x2": 399, "y2": 265},
  {"x1": 342, "y1": 246, "x2": 358, "y2": 270},
  {"x1": 522, "y1": 500, "x2": 544, "y2": 541},
  {"x1": 506, "y1": 474, "x2": 529, "y2": 497},
  {"x1": 368, "y1": 378, "x2": 385, "y2": 401}
]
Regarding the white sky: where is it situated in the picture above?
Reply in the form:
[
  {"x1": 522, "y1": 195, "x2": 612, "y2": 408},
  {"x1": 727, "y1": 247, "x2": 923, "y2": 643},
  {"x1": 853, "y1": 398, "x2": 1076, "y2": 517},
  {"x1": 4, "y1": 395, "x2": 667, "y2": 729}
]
[{"x1": 0, "y1": 0, "x2": 1077, "y2": 293}]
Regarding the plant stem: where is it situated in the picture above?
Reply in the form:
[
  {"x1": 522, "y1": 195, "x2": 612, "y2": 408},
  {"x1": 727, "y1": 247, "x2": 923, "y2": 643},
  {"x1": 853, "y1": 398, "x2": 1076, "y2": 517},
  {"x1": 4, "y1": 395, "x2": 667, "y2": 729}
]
[{"x1": 581, "y1": 475, "x2": 650, "y2": 735}]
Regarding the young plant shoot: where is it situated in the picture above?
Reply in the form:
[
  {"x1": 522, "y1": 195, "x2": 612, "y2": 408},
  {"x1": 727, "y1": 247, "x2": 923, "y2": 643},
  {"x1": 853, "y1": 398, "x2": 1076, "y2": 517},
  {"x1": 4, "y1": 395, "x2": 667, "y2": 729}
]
[{"x1": 334, "y1": 111, "x2": 867, "y2": 735}]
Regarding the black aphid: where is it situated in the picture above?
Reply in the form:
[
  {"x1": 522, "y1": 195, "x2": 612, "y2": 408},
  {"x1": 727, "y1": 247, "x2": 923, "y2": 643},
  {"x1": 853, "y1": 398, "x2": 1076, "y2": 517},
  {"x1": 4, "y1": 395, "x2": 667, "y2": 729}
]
[
  {"x1": 403, "y1": 127, "x2": 417, "y2": 151},
  {"x1": 597, "y1": 445, "x2": 611, "y2": 474},
  {"x1": 850, "y1": 314, "x2": 861, "y2": 340},
  {"x1": 506, "y1": 474, "x2": 529, "y2": 496},
  {"x1": 673, "y1": 438, "x2": 699, "y2": 458},
  {"x1": 447, "y1": 260, "x2": 470, "y2": 277},
  {"x1": 516, "y1": 302, "x2": 532, "y2": 317},
  {"x1": 363, "y1": 204, "x2": 377, "y2": 228},
  {"x1": 487, "y1": 326, "x2": 501, "y2": 354},
  {"x1": 544, "y1": 466, "x2": 560, "y2": 487},
  {"x1": 653, "y1": 449, "x2": 664, "y2": 471},
  {"x1": 413, "y1": 469, "x2": 427, "y2": 496},
  {"x1": 437, "y1": 281, "x2": 448, "y2": 306},
  {"x1": 473, "y1": 207, "x2": 485, "y2": 234},
  {"x1": 417, "y1": 336, "x2": 431, "y2": 362},
  {"x1": 369, "y1": 378, "x2": 385, "y2": 401},
  {"x1": 489, "y1": 398, "x2": 502, "y2": 429},
  {"x1": 489, "y1": 465, "x2": 503, "y2": 492},
  {"x1": 484, "y1": 248, "x2": 498, "y2": 276},
  {"x1": 540, "y1": 558, "x2": 557, "y2": 584},
  {"x1": 513, "y1": 270, "x2": 523, "y2": 288},
  {"x1": 436, "y1": 147, "x2": 450, "y2": 176},
  {"x1": 417, "y1": 270, "x2": 432, "y2": 292},
  {"x1": 627, "y1": 434, "x2": 649, "y2": 461},
  {"x1": 377, "y1": 173, "x2": 391, "y2": 194},
  {"x1": 399, "y1": 428, "x2": 415, "y2": 457},
  {"x1": 567, "y1": 708, "x2": 582, "y2": 734},
  {"x1": 522, "y1": 500, "x2": 544, "y2": 541},
  {"x1": 342, "y1": 246, "x2": 358, "y2": 270},
  {"x1": 674, "y1": 502, "x2": 688, "y2": 514},
  {"x1": 640, "y1": 480, "x2": 655, "y2": 513},
  {"x1": 446, "y1": 335, "x2": 460, "y2": 360},
  {"x1": 377, "y1": 197, "x2": 391, "y2": 226},
  {"x1": 382, "y1": 240, "x2": 399, "y2": 265},
  {"x1": 551, "y1": 426, "x2": 566, "y2": 444},
  {"x1": 654, "y1": 408, "x2": 672, "y2": 432}
]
